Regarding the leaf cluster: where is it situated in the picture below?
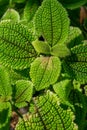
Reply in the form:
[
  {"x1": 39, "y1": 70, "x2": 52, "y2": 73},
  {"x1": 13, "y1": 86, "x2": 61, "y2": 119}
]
[{"x1": 0, "y1": 0, "x2": 87, "y2": 130}]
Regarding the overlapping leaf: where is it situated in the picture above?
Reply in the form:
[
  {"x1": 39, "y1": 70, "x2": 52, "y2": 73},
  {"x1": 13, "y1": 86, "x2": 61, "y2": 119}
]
[
  {"x1": 16, "y1": 91, "x2": 77, "y2": 130},
  {"x1": 0, "y1": 65, "x2": 12, "y2": 101},
  {"x1": 51, "y1": 44, "x2": 71, "y2": 58},
  {"x1": 0, "y1": 102, "x2": 11, "y2": 130},
  {"x1": 53, "y1": 79, "x2": 73, "y2": 102},
  {"x1": 9, "y1": 69, "x2": 28, "y2": 85},
  {"x1": 63, "y1": 42, "x2": 87, "y2": 83},
  {"x1": 65, "y1": 27, "x2": 84, "y2": 48},
  {"x1": 58, "y1": 0, "x2": 87, "y2": 9},
  {"x1": 0, "y1": 20, "x2": 37, "y2": 69},
  {"x1": 30, "y1": 56, "x2": 61, "y2": 91},
  {"x1": 13, "y1": 80, "x2": 33, "y2": 108},
  {"x1": 1, "y1": 9, "x2": 20, "y2": 22},
  {"x1": 23, "y1": 0, "x2": 39, "y2": 22},
  {"x1": 34, "y1": 0, "x2": 69, "y2": 47},
  {"x1": 69, "y1": 89, "x2": 86, "y2": 128}
]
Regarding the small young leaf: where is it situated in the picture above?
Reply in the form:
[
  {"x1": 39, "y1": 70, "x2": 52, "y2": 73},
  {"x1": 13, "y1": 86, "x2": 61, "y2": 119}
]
[
  {"x1": 1, "y1": 9, "x2": 20, "y2": 22},
  {"x1": 34, "y1": 0, "x2": 69, "y2": 47},
  {"x1": 0, "y1": 65, "x2": 12, "y2": 101},
  {"x1": 30, "y1": 56, "x2": 61, "y2": 91},
  {"x1": 16, "y1": 91, "x2": 77, "y2": 130},
  {"x1": 32, "y1": 39, "x2": 51, "y2": 54},
  {"x1": 51, "y1": 44, "x2": 71, "y2": 58},
  {"x1": 13, "y1": 80, "x2": 33, "y2": 108},
  {"x1": 0, "y1": 20, "x2": 37, "y2": 69},
  {"x1": 0, "y1": 102, "x2": 11, "y2": 130},
  {"x1": 63, "y1": 42, "x2": 87, "y2": 83}
]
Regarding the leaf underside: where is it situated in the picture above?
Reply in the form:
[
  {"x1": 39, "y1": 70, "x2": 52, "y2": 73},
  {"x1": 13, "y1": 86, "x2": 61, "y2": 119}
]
[
  {"x1": 0, "y1": 20, "x2": 37, "y2": 69},
  {"x1": 34, "y1": 0, "x2": 69, "y2": 47},
  {"x1": 16, "y1": 91, "x2": 77, "y2": 130}
]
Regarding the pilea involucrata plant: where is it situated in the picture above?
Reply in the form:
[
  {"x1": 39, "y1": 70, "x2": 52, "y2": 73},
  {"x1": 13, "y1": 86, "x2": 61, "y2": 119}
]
[{"x1": 0, "y1": 0, "x2": 87, "y2": 130}]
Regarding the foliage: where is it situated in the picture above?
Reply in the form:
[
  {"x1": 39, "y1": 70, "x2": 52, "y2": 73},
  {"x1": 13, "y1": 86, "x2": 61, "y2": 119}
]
[{"x1": 0, "y1": 0, "x2": 87, "y2": 130}]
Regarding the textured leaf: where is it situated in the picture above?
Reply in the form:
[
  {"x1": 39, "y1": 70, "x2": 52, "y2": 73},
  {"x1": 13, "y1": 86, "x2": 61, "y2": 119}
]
[
  {"x1": 13, "y1": 80, "x2": 33, "y2": 108},
  {"x1": 53, "y1": 79, "x2": 73, "y2": 102},
  {"x1": 0, "y1": 102, "x2": 11, "y2": 130},
  {"x1": 69, "y1": 89, "x2": 86, "y2": 128},
  {"x1": 16, "y1": 91, "x2": 77, "y2": 130},
  {"x1": 63, "y1": 42, "x2": 87, "y2": 83},
  {"x1": 1, "y1": 9, "x2": 20, "y2": 22},
  {"x1": 30, "y1": 56, "x2": 61, "y2": 91},
  {"x1": 23, "y1": 0, "x2": 39, "y2": 22},
  {"x1": 58, "y1": 0, "x2": 87, "y2": 9},
  {"x1": 65, "y1": 26, "x2": 84, "y2": 48},
  {"x1": 0, "y1": 20, "x2": 37, "y2": 69},
  {"x1": 34, "y1": 0, "x2": 69, "y2": 47},
  {"x1": 32, "y1": 39, "x2": 51, "y2": 54},
  {"x1": 51, "y1": 44, "x2": 71, "y2": 58},
  {"x1": 0, "y1": 65, "x2": 12, "y2": 101}
]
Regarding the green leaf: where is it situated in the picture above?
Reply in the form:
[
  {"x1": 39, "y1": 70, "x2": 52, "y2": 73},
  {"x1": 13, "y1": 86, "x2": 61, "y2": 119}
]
[
  {"x1": 63, "y1": 42, "x2": 87, "y2": 84},
  {"x1": 0, "y1": 65, "x2": 12, "y2": 101},
  {"x1": 51, "y1": 44, "x2": 71, "y2": 58},
  {"x1": 58, "y1": 0, "x2": 87, "y2": 9},
  {"x1": 34, "y1": 0, "x2": 69, "y2": 47},
  {"x1": 16, "y1": 91, "x2": 77, "y2": 130},
  {"x1": 23, "y1": 0, "x2": 39, "y2": 22},
  {"x1": 69, "y1": 89, "x2": 86, "y2": 128},
  {"x1": 13, "y1": 80, "x2": 33, "y2": 108},
  {"x1": 1, "y1": 9, "x2": 20, "y2": 22},
  {"x1": 0, "y1": 102, "x2": 11, "y2": 130},
  {"x1": 53, "y1": 79, "x2": 73, "y2": 102},
  {"x1": 0, "y1": 20, "x2": 37, "y2": 69},
  {"x1": 32, "y1": 39, "x2": 51, "y2": 54},
  {"x1": 9, "y1": 69, "x2": 28, "y2": 85},
  {"x1": 30, "y1": 56, "x2": 61, "y2": 91},
  {"x1": 65, "y1": 26, "x2": 84, "y2": 48}
]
